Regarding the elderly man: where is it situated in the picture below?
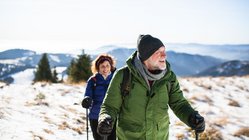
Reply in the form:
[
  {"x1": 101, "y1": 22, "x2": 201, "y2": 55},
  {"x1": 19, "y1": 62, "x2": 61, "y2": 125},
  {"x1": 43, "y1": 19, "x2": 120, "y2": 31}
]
[{"x1": 97, "y1": 34, "x2": 205, "y2": 140}]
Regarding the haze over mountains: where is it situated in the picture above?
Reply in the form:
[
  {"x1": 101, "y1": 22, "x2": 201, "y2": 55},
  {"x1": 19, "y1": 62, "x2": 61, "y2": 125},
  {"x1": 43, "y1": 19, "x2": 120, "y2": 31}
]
[
  {"x1": 89, "y1": 43, "x2": 249, "y2": 60},
  {"x1": 0, "y1": 43, "x2": 249, "y2": 83}
]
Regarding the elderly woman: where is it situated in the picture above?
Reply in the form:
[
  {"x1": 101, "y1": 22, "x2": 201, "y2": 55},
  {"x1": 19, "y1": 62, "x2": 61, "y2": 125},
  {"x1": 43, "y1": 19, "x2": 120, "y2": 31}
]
[{"x1": 82, "y1": 54, "x2": 116, "y2": 140}]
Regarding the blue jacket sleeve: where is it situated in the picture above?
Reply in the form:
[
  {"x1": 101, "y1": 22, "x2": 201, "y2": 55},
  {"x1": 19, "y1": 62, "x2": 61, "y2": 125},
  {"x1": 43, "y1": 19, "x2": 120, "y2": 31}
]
[{"x1": 84, "y1": 78, "x2": 94, "y2": 98}]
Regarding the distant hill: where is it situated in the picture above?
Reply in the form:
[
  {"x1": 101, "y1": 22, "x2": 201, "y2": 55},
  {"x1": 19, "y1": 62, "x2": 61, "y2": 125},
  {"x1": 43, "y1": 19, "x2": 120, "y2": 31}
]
[
  {"x1": 166, "y1": 51, "x2": 225, "y2": 76},
  {"x1": 196, "y1": 60, "x2": 249, "y2": 77},
  {"x1": 166, "y1": 43, "x2": 249, "y2": 61},
  {"x1": 0, "y1": 49, "x2": 75, "y2": 67},
  {"x1": 0, "y1": 49, "x2": 36, "y2": 59},
  {"x1": 106, "y1": 48, "x2": 136, "y2": 68},
  {"x1": 0, "y1": 49, "x2": 75, "y2": 82}
]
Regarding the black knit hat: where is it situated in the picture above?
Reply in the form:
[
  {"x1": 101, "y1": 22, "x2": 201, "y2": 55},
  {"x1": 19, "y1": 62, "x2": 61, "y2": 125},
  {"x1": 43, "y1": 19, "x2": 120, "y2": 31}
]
[{"x1": 137, "y1": 34, "x2": 164, "y2": 61}]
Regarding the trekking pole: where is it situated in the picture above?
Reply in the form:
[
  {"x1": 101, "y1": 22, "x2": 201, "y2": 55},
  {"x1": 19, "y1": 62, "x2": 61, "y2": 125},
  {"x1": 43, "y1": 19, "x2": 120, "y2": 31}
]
[
  {"x1": 86, "y1": 108, "x2": 89, "y2": 140},
  {"x1": 195, "y1": 130, "x2": 199, "y2": 140},
  {"x1": 103, "y1": 136, "x2": 108, "y2": 140}
]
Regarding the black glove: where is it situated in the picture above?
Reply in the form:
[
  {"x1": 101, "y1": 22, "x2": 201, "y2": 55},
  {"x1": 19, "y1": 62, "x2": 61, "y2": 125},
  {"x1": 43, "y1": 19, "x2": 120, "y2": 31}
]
[
  {"x1": 188, "y1": 111, "x2": 205, "y2": 133},
  {"x1": 97, "y1": 115, "x2": 113, "y2": 136},
  {"x1": 81, "y1": 96, "x2": 92, "y2": 109}
]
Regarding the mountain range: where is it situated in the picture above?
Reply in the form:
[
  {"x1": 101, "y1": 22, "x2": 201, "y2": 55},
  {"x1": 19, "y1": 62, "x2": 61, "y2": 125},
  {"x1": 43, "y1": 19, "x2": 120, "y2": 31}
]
[
  {"x1": 0, "y1": 49, "x2": 74, "y2": 82},
  {"x1": 196, "y1": 60, "x2": 249, "y2": 77},
  {"x1": 1, "y1": 44, "x2": 249, "y2": 83}
]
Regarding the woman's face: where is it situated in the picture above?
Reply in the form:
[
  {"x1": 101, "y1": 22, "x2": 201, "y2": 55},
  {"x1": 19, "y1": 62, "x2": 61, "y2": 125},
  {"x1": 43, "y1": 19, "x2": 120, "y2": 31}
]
[{"x1": 99, "y1": 60, "x2": 111, "y2": 77}]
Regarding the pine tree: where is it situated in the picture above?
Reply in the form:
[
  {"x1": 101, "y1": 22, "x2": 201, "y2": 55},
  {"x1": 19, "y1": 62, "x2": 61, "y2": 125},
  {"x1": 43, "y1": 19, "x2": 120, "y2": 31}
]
[
  {"x1": 33, "y1": 53, "x2": 53, "y2": 82},
  {"x1": 67, "y1": 50, "x2": 92, "y2": 83},
  {"x1": 52, "y1": 67, "x2": 59, "y2": 83},
  {"x1": 67, "y1": 59, "x2": 76, "y2": 76}
]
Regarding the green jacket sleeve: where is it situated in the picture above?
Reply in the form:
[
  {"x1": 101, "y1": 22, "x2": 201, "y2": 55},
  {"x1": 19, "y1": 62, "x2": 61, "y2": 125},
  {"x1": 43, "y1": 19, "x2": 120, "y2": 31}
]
[{"x1": 168, "y1": 72, "x2": 195, "y2": 126}]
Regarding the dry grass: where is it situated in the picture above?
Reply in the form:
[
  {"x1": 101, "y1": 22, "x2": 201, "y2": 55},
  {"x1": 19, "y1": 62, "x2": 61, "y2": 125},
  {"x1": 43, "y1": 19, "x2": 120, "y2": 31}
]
[
  {"x1": 57, "y1": 120, "x2": 85, "y2": 134},
  {"x1": 189, "y1": 94, "x2": 213, "y2": 105},
  {"x1": 237, "y1": 85, "x2": 245, "y2": 91},
  {"x1": 203, "y1": 95, "x2": 213, "y2": 104},
  {"x1": 31, "y1": 131, "x2": 45, "y2": 140},
  {"x1": 32, "y1": 81, "x2": 52, "y2": 87},
  {"x1": 25, "y1": 100, "x2": 49, "y2": 107},
  {"x1": 58, "y1": 121, "x2": 70, "y2": 130},
  {"x1": 213, "y1": 117, "x2": 229, "y2": 127},
  {"x1": 193, "y1": 81, "x2": 212, "y2": 90},
  {"x1": 33, "y1": 135, "x2": 45, "y2": 140},
  {"x1": 234, "y1": 127, "x2": 249, "y2": 137},
  {"x1": 189, "y1": 96, "x2": 198, "y2": 103},
  {"x1": 197, "y1": 126, "x2": 223, "y2": 140},
  {"x1": 35, "y1": 92, "x2": 46, "y2": 100},
  {"x1": 65, "y1": 107, "x2": 77, "y2": 113},
  {"x1": 36, "y1": 101, "x2": 49, "y2": 106},
  {"x1": 0, "y1": 111, "x2": 4, "y2": 119},
  {"x1": 43, "y1": 129, "x2": 54, "y2": 134},
  {"x1": 175, "y1": 133, "x2": 185, "y2": 140},
  {"x1": 44, "y1": 116, "x2": 54, "y2": 125},
  {"x1": 63, "y1": 113, "x2": 69, "y2": 118},
  {"x1": 228, "y1": 99, "x2": 240, "y2": 107},
  {"x1": 203, "y1": 85, "x2": 212, "y2": 90},
  {"x1": 63, "y1": 79, "x2": 87, "y2": 86},
  {"x1": 60, "y1": 90, "x2": 71, "y2": 96},
  {"x1": 178, "y1": 126, "x2": 223, "y2": 140},
  {"x1": 76, "y1": 118, "x2": 84, "y2": 124},
  {"x1": 174, "y1": 121, "x2": 185, "y2": 126},
  {"x1": 33, "y1": 92, "x2": 49, "y2": 106},
  {"x1": 182, "y1": 88, "x2": 189, "y2": 93},
  {"x1": 72, "y1": 126, "x2": 84, "y2": 134}
]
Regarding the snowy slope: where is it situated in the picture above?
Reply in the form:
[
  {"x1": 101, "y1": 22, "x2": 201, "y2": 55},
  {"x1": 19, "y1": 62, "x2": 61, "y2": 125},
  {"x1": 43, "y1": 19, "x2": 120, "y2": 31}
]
[
  {"x1": 11, "y1": 68, "x2": 35, "y2": 84},
  {"x1": 0, "y1": 73, "x2": 249, "y2": 139},
  {"x1": 173, "y1": 77, "x2": 249, "y2": 139}
]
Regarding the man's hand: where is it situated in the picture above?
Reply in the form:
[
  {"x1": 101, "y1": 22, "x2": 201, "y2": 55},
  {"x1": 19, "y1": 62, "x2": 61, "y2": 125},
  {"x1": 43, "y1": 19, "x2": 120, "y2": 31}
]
[
  {"x1": 97, "y1": 115, "x2": 113, "y2": 136},
  {"x1": 81, "y1": 96, "x2": 92, "y2": 109},
  {"x1": 188, "y1": 111, "x2": 205, "y2": 133}
]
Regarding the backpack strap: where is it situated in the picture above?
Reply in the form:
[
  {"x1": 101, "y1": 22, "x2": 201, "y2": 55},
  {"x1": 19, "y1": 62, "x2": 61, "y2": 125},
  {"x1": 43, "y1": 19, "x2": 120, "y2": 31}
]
[
  {"x1": 119, "y1": 67, "x2": 175, "y2": 104},
  {"x1": 91, "y1": 74, "x2": 110, "y2": 95},
  {"x1": 120, "y1": 67, "x2": 131, "y2": 100},
  {"x1": 167, "y1": 80, "x2": 174, "y2": 95},
  {"x1": 91, "y1": 76, "x2": 97, "y2": 91}
]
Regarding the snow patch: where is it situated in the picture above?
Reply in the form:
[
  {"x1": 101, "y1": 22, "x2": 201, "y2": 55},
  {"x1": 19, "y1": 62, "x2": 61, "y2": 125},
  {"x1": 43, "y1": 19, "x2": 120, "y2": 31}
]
[
  {"x1": 11, "y1": 69, "x2": 35, "y2": 84},
  {"x1": 49, "y1": 55, "x2": 60, "y2": 63}
]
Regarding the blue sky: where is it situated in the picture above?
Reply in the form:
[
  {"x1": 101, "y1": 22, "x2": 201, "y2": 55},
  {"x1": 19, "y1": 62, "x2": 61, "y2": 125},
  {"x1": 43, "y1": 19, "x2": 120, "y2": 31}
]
[{"x1": 0, "y1": 0, "x2": 249, "y2": 54}]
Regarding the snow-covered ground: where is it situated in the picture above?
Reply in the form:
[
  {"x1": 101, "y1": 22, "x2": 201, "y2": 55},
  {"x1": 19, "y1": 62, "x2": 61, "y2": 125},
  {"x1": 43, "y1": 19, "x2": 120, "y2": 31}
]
[{"x1": 0, "y1": 71, "x2": 249, "y2": 140}]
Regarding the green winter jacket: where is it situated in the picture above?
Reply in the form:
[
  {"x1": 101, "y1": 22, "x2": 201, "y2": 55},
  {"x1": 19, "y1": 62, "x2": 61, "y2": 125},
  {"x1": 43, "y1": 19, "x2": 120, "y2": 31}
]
[{"x1": 99, "y1": 52, "x2": 196, "y2": 140}]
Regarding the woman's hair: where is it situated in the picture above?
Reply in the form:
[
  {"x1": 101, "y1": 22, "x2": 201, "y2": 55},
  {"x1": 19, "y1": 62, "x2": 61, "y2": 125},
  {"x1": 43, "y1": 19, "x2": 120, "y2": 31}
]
[{"x1": 91, "y1": 53, "x2": 116, "y2": 74}]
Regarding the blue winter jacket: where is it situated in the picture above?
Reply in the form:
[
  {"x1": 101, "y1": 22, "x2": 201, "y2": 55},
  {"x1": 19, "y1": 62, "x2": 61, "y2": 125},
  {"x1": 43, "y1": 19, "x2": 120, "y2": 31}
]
[{"x1": 84, "y1": 72, "x2": 114, "y2": 119}]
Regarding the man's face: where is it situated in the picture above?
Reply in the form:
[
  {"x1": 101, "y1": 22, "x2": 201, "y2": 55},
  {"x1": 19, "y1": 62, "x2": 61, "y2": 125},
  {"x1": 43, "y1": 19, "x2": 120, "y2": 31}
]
[{"x1": 144, "y1": 46, "x2": 166, "y2": 71}]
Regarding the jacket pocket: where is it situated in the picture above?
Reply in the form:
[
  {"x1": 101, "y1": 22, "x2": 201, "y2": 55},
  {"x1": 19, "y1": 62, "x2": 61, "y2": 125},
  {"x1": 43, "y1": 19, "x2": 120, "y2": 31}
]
[
  {"x1": 118, "y1": 118, "x2": 145, "y2": 139},
  {"x1": 157, "y1": 87, "x2": 169, "y2": 114},
  {"x1": 156, "y1": 116, "x2": 170, "y2": 140}
]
